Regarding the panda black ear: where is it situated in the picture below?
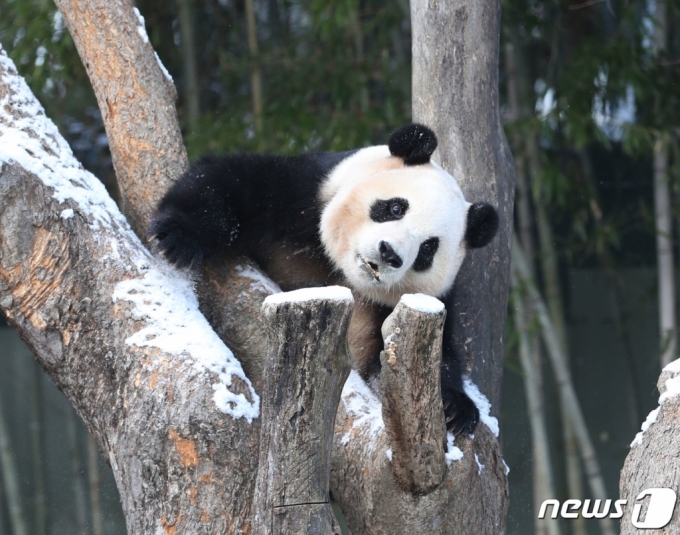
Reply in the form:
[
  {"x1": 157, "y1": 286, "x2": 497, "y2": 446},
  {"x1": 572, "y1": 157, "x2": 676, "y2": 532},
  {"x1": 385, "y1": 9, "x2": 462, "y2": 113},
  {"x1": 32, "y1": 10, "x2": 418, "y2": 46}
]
[
  {"x1": 388, "y1": 123, "x2": 438, "y2": 166},
  {"x1": 465, "y1": 202, "x2": 499, "y2": 249}
]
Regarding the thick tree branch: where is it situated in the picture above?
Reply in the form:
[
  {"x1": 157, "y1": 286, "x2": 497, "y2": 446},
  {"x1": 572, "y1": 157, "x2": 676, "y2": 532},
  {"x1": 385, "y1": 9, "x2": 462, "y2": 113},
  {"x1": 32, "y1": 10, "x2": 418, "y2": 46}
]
[
  {"x1": 53, "y1": 0, "x2": 275, "y2": 388},
  {"x1": 53, "y1": 0, "x2": 185, "y2": 235},
  {"x1": 0, "y1": 50, "x2": 261, "y2": 534}
]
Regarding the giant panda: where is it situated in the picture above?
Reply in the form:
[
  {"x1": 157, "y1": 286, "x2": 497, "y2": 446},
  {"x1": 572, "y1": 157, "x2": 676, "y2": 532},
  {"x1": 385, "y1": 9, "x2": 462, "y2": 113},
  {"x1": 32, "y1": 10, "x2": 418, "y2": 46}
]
[{"x1": 150, "y1": 123, "x2": 498, "y2": 436}]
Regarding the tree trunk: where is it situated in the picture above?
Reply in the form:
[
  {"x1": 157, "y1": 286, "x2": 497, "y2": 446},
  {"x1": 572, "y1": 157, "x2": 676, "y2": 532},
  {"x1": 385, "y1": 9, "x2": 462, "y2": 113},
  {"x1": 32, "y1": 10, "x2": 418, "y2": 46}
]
[
  {"x1": 620, "y1": 364, "x2": 680, "y2": 533},
  {"x1": 411, "y1": 0, "x2": 514, "y2": 414}
]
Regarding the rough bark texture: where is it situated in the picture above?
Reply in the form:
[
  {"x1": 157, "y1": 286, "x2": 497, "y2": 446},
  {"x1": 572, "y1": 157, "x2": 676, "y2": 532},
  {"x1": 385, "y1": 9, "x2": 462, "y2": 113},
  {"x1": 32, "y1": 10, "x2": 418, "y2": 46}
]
[
  {"x1": 254, "y1": 293, "x2": 352, "y2": 535},
  {"x1": 0, "y1": 47, "x2": 264, "y2": 535},
  {"x1": 411, "y1": 0, "x2": 515, "y2": 414},
  {"x1": 331, "y1": 297, "x2": 508, "y2": 534},
  {"x1": 620, "y1": 368, "x2": 680, "y2": 534},
  {"x1": 379, "y1": 302, "x2": 447, "y2": 495},
  {"x1": 54, "y1": 0, "x2": 275, "y2": 389},
  {"x1": 53, "y1": 0, "x2": 186, "y2": 236}
]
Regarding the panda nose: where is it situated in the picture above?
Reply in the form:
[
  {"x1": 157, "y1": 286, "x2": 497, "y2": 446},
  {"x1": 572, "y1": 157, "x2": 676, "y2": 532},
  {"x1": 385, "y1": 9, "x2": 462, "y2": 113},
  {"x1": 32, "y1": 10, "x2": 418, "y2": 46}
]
[{"x1": 379, "y1": 241, "x2": 403, "y2": 269}]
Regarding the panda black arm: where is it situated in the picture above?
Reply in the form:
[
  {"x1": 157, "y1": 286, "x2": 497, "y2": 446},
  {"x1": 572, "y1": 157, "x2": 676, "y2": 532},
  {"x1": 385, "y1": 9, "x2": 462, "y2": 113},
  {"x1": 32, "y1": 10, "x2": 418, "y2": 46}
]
[
  {"x1": 440, "y1": 290, "x2": 480, "y2": 436},
  {"x1": 149, "y1": 151, "x2": 353, "y2": 268}
]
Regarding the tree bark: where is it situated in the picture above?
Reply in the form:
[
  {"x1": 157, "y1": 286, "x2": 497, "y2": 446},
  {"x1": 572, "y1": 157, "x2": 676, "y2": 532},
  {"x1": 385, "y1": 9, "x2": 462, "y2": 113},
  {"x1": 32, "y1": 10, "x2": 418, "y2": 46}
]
[
  {"x1": 0, "y1": 51, "x2": 261, "y2": 534},
  {"x1": 254, "y1": 289, "x2": 353, "y2": 535},
  {"x1": 411, "y1": 0, "x2": 515, "y2": 414},
  {"x1": 53, "y1": 0, "x2": 186, "y2": 236},
  {"x1": 620, "y1": 364, "x2": 680, "y2": 533},
  {"x1": 379, "y1": 300, "x2": 447, "y2": 495}
]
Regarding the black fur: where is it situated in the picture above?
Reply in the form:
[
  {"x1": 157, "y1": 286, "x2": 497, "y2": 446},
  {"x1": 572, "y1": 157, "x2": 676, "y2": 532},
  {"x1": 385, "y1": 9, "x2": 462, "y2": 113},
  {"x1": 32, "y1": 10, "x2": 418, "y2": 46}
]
[
  {"x1": 412, "y1": 237, "x2": 439, "y2": 272},
  {"x1": 465, "y1": 202, "x2": 499, "y2": 249},
  {"x1": 150, "y1": 127, "x2": 483, "y2": 437},
  {"x1": 149, "y1": 151, "x2": 354, "y2": 268},
  {"x1": 388, "y1": 123, "x2": 438, "y2": 166}
]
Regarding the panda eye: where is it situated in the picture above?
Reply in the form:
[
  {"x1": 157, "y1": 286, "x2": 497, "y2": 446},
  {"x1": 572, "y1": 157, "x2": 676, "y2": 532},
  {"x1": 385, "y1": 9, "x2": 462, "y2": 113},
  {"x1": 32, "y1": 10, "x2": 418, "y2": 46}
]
[
  {"x1": 370, "y1": 197, "x2": 409, "y2": 223},
  {"x1": 413, "y1": 237, "x2": 439, "y2": 272}
]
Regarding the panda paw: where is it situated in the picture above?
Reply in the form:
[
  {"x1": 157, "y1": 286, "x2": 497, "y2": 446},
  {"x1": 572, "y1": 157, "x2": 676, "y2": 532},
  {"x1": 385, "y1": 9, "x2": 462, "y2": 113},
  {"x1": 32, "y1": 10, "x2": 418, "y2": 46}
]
[
  {"x1": 442, "y1": 388, "x2": 479, "y2": 437},
  {"x1": 148, "y1": 212, "x2": 205, "y2": 269}
]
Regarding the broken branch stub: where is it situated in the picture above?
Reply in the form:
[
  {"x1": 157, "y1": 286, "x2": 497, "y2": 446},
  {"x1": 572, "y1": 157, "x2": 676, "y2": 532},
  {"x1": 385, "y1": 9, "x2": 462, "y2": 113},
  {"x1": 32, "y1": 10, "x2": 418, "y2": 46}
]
[
  {"x1": 254, "y1": 288, "x2": 354, "y2": 535},
  {"x1": 379, "y1": 296, "x2": 448, "y2": 494}
]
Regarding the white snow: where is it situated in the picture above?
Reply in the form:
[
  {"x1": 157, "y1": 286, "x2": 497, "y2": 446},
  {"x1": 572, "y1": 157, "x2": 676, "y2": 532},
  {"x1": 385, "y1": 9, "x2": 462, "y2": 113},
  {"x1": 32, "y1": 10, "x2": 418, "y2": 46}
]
[
  {"x1": 0, "y1": 48, "x2": 258, "y2": 422},
  {"x1": 400, "y1": 293, "x2": 445, "y2": 314},
  {"x1": 629, "y1": 357, "x2": 680, "y2": 447},
  {"x1": 113, "y1": 265, "x2": 259, "y2": 421},
  {"x1": 630, "y1": 407, "x2": 660, "y2": 447},
  {"x1": 0, "y1": 50, "x2": 125, "y2": 229},
  {"x1": 463, "y1": 376, "x2": 499, "y2": 437},
  {"x1": 474, "y1": 453, "x2": 484, "y2": 474},
  {"x1": 339, "y1": 371, "x2": 384, "y2": 450},
  {"x1": 131, "y1": 7, "x2": 173, "y2": 83},
  {"x1": 264, "y1": 285, "x2": 353, "y2": 305},
  {"x1": 133, "y1": 8, "x2": 150, "y2": 44},
  {"x1": 154, "y1": 52, "x2": 173, "y2": 83},
  {"x1": 385, "y1": 448, "x2": 392, "y2": 461},
  {"x1": 445, "y1": 433, "x2": 463, "y2": 465},
  {"x1": 235, "y1": 264, "x2": 281, "y2": 294},
  {"x1": 503, "y1": 459, "x2": 510, "y2": 475}
]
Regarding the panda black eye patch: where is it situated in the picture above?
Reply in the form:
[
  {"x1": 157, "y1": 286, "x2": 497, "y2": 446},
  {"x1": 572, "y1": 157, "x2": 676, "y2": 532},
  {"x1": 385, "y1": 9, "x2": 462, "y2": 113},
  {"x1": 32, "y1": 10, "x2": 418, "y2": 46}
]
[
  {"x1": 413, "y1": 237, "x2": 439, "y2": 271},
  {"x1": 370, "y1": 198, "x2": 409, "y2": 223}
]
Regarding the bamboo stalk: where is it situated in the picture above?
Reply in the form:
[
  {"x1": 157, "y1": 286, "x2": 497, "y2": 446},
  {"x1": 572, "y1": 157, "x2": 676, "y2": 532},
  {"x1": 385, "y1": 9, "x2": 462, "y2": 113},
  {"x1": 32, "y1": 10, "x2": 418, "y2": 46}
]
[
  {"x1": 29, "y1": 365, "x2": 47, "y2": 535},
  {"x1": 512, "y1": 289, "x2": 561, "y2": 535},
  {"x1": 652, "y1": 0, "x2": 676, "y2": 368},
  {"x1": 512, "y1": 239, "x2": 616, "y2": 535},
  {"x1": 66, "y1": 409, "x2": 88, "y2": 535},
  {"x1": 506, "y1": 38, "x2": 561, "y2": 535},
  {"x1": 87, "y1": 434, "x2": 103, "y2": 535},
  {"x1": 245, "y1": 0, "x2": 263, "y2": 133},
  {"x1": 0, "y1": 464, "x2": 5, "y2": 535},
  {"x1": 177, "y1": 0, "x2": 200, "y2": 129},
  {"x1": 0, "y1": 389, "x2": 27, "y2": 535}
]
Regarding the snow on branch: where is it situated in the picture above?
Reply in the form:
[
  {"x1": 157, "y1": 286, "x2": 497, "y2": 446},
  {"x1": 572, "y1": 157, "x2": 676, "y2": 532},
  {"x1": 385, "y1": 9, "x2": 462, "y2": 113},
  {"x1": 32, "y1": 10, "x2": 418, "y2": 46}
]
[{"x1": 0, "y1": 46, "x2": 258, "y2": 421}]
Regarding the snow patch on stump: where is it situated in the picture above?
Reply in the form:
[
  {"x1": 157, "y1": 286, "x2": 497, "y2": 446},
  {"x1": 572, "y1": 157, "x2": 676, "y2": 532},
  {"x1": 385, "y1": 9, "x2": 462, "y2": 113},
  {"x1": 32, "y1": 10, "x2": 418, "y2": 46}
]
[
  {"x1": 340, "y1": 371, "x2": 384, "y2": 451},
  {"x1": 400, "y1": 293, "x2": 444, "y2": 314},
  {"x1": 264, "y1": 285, "x2": 353, "y2": 305}
]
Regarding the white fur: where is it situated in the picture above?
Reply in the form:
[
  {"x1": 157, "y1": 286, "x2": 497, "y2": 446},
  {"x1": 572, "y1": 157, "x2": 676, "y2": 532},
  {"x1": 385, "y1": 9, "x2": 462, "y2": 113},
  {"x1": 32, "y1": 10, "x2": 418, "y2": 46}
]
[{"x1": 319, "y1": 146, "x2": 470, "y2": 307}]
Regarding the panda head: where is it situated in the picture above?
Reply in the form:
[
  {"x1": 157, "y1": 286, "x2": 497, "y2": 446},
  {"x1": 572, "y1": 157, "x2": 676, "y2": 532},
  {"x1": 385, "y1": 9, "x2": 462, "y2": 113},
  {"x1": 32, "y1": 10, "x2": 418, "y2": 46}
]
[{"x1": 319, "y1": 123, "x2": 498, "y2": 307}]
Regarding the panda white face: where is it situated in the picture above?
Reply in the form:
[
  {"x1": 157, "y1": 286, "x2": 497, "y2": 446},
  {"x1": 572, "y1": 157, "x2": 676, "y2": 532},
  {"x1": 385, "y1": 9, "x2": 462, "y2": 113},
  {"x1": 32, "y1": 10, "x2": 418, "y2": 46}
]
[{"x1": 319, "y1": 146, "x2": 470, "y2": 307}]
